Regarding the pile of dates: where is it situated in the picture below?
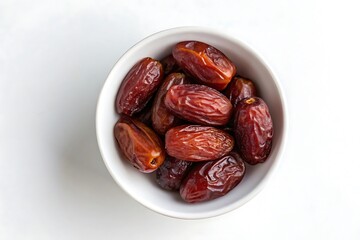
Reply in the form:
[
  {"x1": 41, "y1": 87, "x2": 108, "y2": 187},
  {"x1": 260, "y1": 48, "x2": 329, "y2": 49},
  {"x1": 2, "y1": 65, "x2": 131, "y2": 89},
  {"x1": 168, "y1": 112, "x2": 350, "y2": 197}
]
[{"x1": 114, "y1": 41, "x2": 273, "y2": 203}]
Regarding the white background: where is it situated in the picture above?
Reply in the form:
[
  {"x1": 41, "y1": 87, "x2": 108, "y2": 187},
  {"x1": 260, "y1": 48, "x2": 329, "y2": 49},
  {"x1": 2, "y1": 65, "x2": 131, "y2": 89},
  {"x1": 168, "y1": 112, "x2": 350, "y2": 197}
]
[{"x1": 1, "y1": 0, "x2": 360, "y2": 239}]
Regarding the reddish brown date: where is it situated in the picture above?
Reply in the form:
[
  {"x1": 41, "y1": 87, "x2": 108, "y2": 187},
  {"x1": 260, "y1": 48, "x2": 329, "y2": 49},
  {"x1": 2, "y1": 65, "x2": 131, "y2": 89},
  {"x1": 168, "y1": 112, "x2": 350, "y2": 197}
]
[
  {"x1": 234, "y1": 97, "x2": 273, "y2": 165},
  {"x1": 114, "y1": 114, "x2": 165, "y2": 173},
  {"x1": 180, "y1": 152, "x2": 246, "y2": 203},
  {"x1": 172, "y1": 41, "x2": 236, "y2": 90},
  {"x1": 164, "y1": 84, "x2": 233, "y2": 126},
  {"x1": 156, "y1": 156, "x2": 192, "y2": 191},
  {"x1": 115, "y1": 57, "x2": 164, "y2": 116},
  {"x1": 165, "y1": 125, "x2": 234, "y2": 161},
  {"x1": 224, "y1": 76, "x2": 257, "y2": 107},
  {"x1": 152, "y1": 73, "x2": 189, "y2": 135},
  {"x1": 161, "y1": 55, "x2": 181, "y2": 75}
]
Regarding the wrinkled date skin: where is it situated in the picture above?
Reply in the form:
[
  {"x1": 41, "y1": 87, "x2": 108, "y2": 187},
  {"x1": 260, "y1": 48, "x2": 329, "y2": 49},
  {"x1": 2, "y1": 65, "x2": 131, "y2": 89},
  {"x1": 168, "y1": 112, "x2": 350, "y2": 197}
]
[
  {"x1": 172, "y1": 41, "x2": 236, "y2": 90},
  {"x1": 180, "y1": 152, "x2": 246, "y2": 203},
  {"x1": 161, "y1": 55, "x2": 181, "y2": 75},
  {"x1": 156, "y1": 156, "x2": 192, "y2": 191},
  {"x1": 164, "y1": 84, "x2": 233, "y2": 126},
  {"x1": 115, "y1": 57, "x2": 164, "y2": 116},
  {"x1": 152, "y1": 73, "x2": 190, "y2": 135},
  {"x1": 165, "y1": 125, "x2": 234, "y2": 161},
  {"x1": 224, "y1": 76, "x2": 257, "y2": 107},
  {"x1": 234, "y1": 97, "x2": 273, "y2": 165},
  {"x1": 114, "y1": 114, "x2": 165, "y2": 173}
]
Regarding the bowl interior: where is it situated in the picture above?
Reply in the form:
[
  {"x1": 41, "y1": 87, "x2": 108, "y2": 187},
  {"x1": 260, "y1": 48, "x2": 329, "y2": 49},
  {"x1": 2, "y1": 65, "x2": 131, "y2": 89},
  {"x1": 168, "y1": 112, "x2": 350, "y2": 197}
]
[{"x1": 96, "y1": 27, "x2": 286, "y2": 219}]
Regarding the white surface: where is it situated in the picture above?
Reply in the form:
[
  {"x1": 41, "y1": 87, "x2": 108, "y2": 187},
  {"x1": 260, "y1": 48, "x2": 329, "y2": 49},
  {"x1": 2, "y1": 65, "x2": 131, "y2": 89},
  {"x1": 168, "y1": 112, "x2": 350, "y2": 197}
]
[
  {"x1": 97, "y1": 27, "x2": 287, "y2": 219},
  {"x1": 1, "y1": 0, "x2": 359, "y2": 239}
]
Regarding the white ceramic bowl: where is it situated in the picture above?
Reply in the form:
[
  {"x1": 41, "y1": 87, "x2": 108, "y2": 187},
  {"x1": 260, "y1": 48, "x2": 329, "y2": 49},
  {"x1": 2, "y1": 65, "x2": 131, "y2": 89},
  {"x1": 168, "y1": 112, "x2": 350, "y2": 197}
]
[{"x1": 96, "y1": 27, "x2": 287, "y2": 219}]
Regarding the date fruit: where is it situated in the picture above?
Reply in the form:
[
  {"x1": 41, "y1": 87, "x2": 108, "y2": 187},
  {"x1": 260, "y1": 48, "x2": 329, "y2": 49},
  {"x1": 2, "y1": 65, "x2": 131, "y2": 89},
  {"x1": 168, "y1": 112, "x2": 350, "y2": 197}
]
[
  {"x1": 161, "y1": 55, "x2": 181, "y2": 75},
  {"x1": 156, "y1": 156, "x2": 192, "y2": 191},
  {"x1": 115, "y1": 57, "x2": 164, "y2": 116},
  {"x1": 224, "y1": 76, "x2": 257, "y2": 107},
  {"x1": 133, "y1": 96, "x2": 154, "y2": 126},
  {"x1": 172, "y1": 41, "x2": 236, "y2": 90},
  {"x1": 152, "y1": 73, "x2": 189, "y2": 135},
  {"x1": 165, "y1": 125, "x2": 234, "y2": 161},
  {"x1": 180, "y1": 152, "x2": 246, "y2": 203},
  {"x1": 114, "y1": 114, "x2": 165, "y2": 173},
  {"x1": 164, "y1": 84, "x2": 233, "y2": 126},
  {"x1": 234, "y1": 97, "x2": 273, "y2": 165}
]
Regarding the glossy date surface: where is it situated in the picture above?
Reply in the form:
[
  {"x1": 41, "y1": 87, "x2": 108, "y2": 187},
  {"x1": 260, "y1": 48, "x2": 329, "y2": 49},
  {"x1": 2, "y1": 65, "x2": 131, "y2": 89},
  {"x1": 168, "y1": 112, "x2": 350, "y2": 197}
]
[
  {"x1": 156, "y1": 156, "x2": 192, "y2": 191},
  {"x1": 179, "y1": 152, "x2": 246, "y2": 203},
  {"x1": 172, "y1": 41, "x2": 236, "y2": 90},
  {"x1": 160, "y1": 55, "x2": 181, "y2": 75},
  {"x1": 115, "y1": 57, "x2": 164, "y2": 116},
  {"x1": 165, "y1": 125, "x2": 234, "y2": 161},
  {"x1": 224, "y1": 76, "x2": 257, "y2": 107},
  {"x1": 151, "y1": 73, "x2": 189, "y2": 135},
  {"x1": 164, "y1": 84, "x2": 233, "y2": 126},
  {"x1": 234, "y1": 97, "x2": 273, "y2": 165},
  {"x1": 114, "y1": 114, "x2": 165, "y2": 173}
]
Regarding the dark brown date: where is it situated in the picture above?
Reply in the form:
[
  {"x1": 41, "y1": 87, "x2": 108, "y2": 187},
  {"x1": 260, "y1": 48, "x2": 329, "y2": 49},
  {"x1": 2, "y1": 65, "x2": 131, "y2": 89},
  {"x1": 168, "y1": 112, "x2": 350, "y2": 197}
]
[
  {"x1": 234, "y1": 97, "x2": 273, "y2": 165},
  {"x1": 164, "y1": 84, "x2": 233, "y2": 126},
  {"x1": 114, "y1": 114, "x2": 165, "y2": 173},
  {"x1": 224, "y1": 76, "x2": 257, "y2": 107},
  {"x1": 161, "y1": 55, "x2": 181, "y2": 75},
  {"x1": 133, "y1": 96, "x2": 154, "y2": 126},
  {"x1": 180, "y1": 152, "x2": 246, "y2": 203},
  {"x1": 165, "y1": 125, "x2": 234, "y2": 161},
  {"x1": 172, "y1": 41, "x2": 236, "y2": 90},
  {"x1": 156, "y1": 156, "x2": 192, "y2": 191},
  {"x1": 151, "y1": 73, "x2": 189, "y2": 135},
  {"x1": 115, "y1": 57, "x2": 164, "y2": 116}
]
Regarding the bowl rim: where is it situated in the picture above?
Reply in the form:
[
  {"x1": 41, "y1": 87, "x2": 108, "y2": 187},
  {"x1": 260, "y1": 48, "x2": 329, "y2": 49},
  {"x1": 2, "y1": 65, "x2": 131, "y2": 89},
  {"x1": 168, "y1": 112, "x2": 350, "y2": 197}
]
[{"x1": 96, "y1": 26, "x2": 288, "y2": 219}]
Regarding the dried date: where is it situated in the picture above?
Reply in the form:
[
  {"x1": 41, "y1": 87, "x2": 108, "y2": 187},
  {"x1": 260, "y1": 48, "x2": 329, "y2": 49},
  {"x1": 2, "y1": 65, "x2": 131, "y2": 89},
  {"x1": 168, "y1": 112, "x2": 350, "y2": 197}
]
[
  {"x1": 156, "y1": 156, "x2": 192, "y2": 191},
  {"x1": 234, "y1": 97, "x2": 273, "y2": 165},
  {"x1": 115, "y1": 57, "x2": 164, "y2": 116},
  {"x1": 161, "y1": 55, "x2": 181, "y2": 75},
  {"x1": 224, "y1": 76, "x2": 257, "y2": 107},
  {"x1": 114, "y1": 114, "x2": 165, "y2": 173},
  {"x1": 180, "y1": 152, "x2": 246, "y2": 203},
  {"x1": 172, "y1": 41, "x2": 236, "y2": 90},
  {"x1": 133, "y1": 96, "x2": 154, "y2": 126},
  {"x1": 152, "y1": 73, "x2": 189, "y2": 135},
  {"x1": 164, "y1": 84, "x2": 233, "y2": 126},
  {"x1": 165, "y1": 125, "x2": 234, "y2": 161}
]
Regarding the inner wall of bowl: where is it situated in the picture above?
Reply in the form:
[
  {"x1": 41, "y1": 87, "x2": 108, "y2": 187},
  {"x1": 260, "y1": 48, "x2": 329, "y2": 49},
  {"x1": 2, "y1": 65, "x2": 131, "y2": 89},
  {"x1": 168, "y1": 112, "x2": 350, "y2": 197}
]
[{"x1": 97, "y1": 28, "x2": 285, "y2": 219}]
